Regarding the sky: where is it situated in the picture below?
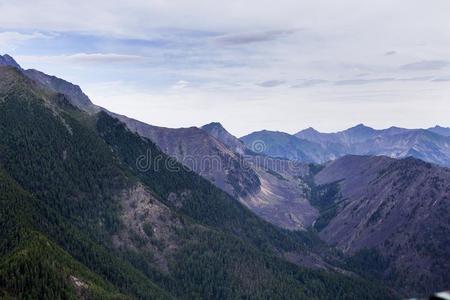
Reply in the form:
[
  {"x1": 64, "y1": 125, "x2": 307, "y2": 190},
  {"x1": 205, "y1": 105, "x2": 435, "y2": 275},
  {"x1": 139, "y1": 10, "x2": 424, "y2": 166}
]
[{"x1": 1, "y1": 0, "x2": 450, "y2": 136}]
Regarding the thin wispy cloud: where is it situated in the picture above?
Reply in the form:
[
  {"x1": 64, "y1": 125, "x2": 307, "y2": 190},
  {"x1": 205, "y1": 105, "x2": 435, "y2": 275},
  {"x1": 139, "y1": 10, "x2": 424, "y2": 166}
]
[
  {"x1": 213, "y1": 29, "x2": 298, "y2": 46},
  {"x1": 400, "y1": 60, "x2": 450, "y2": 71},
  {"x1": 17, "y1": 53, "x2": 144, "y2": 65},
  {"x1": 0, "y1": 31, "x2": 52, "y2": 48},
  {"x1": 257, "y1": 80, "x2": 285, "y2": 87},
  {"x1": 291, "y1": 79, "x2": 328, "y2": 88},
  {"x1": 67, "y1": 53, "x2": 144, "y2": 63},
  {"x1": 335, "y1": 78, "x2": 395, "y2": 86}
]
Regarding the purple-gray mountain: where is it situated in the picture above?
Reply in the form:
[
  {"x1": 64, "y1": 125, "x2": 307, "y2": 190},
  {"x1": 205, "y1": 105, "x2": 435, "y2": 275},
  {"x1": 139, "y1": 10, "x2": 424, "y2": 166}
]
[
  {"x1": 241, "y1": 123, "x2": 450, "y2": 167},
  {"x1": 315, "y1": 155, "x2": 450, "y2": 295}
]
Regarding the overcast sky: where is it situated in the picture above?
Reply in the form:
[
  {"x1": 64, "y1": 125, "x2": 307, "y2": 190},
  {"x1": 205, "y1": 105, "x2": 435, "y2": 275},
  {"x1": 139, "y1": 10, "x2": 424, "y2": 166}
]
[{"x1": 1, "y1": 0, "x2": 450, "y2": 136}]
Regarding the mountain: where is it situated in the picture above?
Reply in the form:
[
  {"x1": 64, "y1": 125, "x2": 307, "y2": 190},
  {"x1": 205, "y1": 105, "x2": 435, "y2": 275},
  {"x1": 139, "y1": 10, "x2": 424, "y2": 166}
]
[
  {"x1": 114, "y1": 116, "x2": 318, "y2": 230},
  {"x1": 24, "y1": 69, "x2": 97, "y2": 112},
  {"x1": 0, "y1": 54, "x2": 21, "y2": 69},
  {"x1": 110, "y1": 113, "x2": 261, "y2": 200},
  {"x1": 428, "y1": 125, "x2": 450, "y2": 137},
  {"x1": 353, "y1": 129, "x2": 450, "y2": 167},
  {"x1": 201, "y1": 122, "x2": 246, "y2": 155},
  {"x1": 296, "y1": 124, "x2": 379, "y2": 148},
  {"x1": 314, "y1": 155, "x2": 450, "y2": 295},
  {"x1": 201, "y1": 123, "x2": 320, "y2": 230},
  {"x1": 296, "y1": 124, "x2": 450, "y2": 167},
  {"x1": 0, "y1": 59, "x2": 394, "y2": 298},
  {"x1": 296, "y1": 124, "x2": 411, "y2": 149},
  {"x1": 0, "y1": 54, "x2": 96, "y2": 112},
  {"x1": 1, "y1": 55, "x2": 318, "y2": 231},
  {"x1": 241, "y1": 130, "x2": 338, "y2": 163}
]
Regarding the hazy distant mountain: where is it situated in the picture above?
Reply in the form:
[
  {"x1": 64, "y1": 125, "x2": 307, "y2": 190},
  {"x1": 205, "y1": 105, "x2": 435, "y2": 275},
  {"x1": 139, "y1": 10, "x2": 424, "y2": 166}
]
[
  {"x1": 353, "y1": 129, "x2": 450, "y2": 167},
  {"x1": 296, "y1": 124, "x2": 450, "y2": 167},
  {"x1": 314, "y1": 155, "x2": 450, "y2": 295},
  {"x1": 241, "y1": 130, "x2": 338, "y2": 163},
  {"x1": 428, "y1": 125, "x2": 450, "y2": 137},
  {"x1": 296, "y1": 124, "x2": 411, "y2": 148}
]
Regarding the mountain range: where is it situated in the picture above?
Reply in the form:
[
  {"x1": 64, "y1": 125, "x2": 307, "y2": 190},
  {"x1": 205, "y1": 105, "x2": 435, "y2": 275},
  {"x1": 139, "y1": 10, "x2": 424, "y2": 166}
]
[
  {"x1": 1, "y1": 53, "x2": 449, "y2": 299},
  {"x1": 241, "y1": 123, "x2": 450, "y2": 167}
]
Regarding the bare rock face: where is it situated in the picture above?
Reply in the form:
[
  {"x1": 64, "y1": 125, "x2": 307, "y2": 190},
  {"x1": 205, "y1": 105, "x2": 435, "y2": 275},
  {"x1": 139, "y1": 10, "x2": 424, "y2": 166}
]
[
  {"x1": 114, "y1": 184, "x2": 185, "y2": 272},
  {"x1": 242, "y1": 154, "x2": 317, "y2": 230},
  {"x1": 315, "y1": 155, "x2": 450, "y2": 295}
]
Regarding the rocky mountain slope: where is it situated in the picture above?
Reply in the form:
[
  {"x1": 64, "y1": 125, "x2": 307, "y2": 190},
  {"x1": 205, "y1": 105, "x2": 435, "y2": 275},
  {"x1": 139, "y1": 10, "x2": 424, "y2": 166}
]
[
  {"x1": 314, "y1": 155, "x2": 450, "y2": 295},
  {"x1": 202, "y1": 123, "x2": 318, "y2": 230}
]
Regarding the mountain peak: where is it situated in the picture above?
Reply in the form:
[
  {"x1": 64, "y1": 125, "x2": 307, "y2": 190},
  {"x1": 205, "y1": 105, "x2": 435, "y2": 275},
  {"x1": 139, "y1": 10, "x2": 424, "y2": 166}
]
[
  {"x1": 427, "y1": 125, "x2": 450, "y2": 137},
  {"x1": 202, "y1": 122, "x2": 225, "y2": 130},
  {"x1": 353, "y1": 123, "x2": 369, "y2": 129},
  {"x1": 303, "y1": 127, "x2": 320, "y2": 133},
  {"x1": 430, "y1": 125, "x2": 449, "y2": 130},
  {"x1": 201, "y1": 122, "x2": 245, "y2": 154},
  {"x1": 0, "y1": 54, "x2": 21, "y2": 69},
  {"x1": 345, "y1": 123, "x2": 374, "y2": 133}
]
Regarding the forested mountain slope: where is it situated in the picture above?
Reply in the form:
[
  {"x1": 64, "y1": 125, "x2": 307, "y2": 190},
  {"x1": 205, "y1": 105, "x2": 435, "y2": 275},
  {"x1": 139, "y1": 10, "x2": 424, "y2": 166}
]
[{"x1": 0, "y1": 64, "x2": 394, "y2": 299}]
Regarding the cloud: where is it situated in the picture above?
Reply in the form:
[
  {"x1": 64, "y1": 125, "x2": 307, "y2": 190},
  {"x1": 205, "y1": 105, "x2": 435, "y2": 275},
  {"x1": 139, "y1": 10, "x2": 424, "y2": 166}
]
[
  {"x1": 171, "y1": 80, "x2": 191, "y2": 89},
  {"x1": 432, "y1": 78, "x2": 450, "y2": 82},
  {"x1": 397, "y1": 76, "x2": 434, "y2": 81},
  {"x1": 213, "y1": 29, "x2": 298, "y2": 46},
  {"x1": 0, "y1": 31, "x2": 51, "y2": 48},
  {"x1": 17, "y1": 53, "x2": 144, "y2": 65},
  {"x1": 400, "y1": 60, "x2": 450, "y2": 71},
  {"x1": 257, "y1": 80, "x2": 285, "y2": 87},
  {"x1": 334, "y1": 78, "x2": 395, "y2": 85},
  {"x1": 66, "y1": 53, "x2": 143, "y2": 63},
  {"x1": 2, "y1": 1, "x2": 450, "y2": 134},
  {"x1": 291, "y1": 79, "x2": 328, "y2": 88}
]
